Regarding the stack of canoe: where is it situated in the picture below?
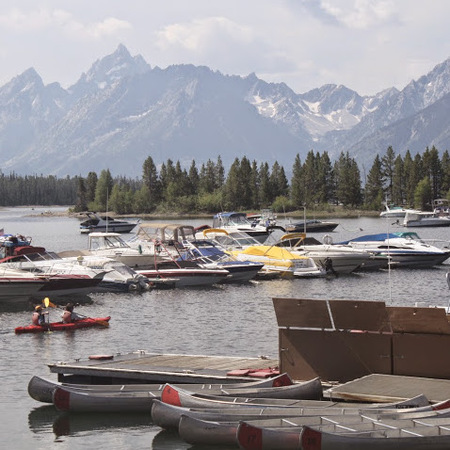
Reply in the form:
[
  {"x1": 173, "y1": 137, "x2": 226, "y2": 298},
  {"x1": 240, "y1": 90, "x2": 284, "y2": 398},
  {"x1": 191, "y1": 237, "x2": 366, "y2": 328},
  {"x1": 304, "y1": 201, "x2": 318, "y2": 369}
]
[{"x1": 28, "y1": 374, "x2": 450, "y2": 448}]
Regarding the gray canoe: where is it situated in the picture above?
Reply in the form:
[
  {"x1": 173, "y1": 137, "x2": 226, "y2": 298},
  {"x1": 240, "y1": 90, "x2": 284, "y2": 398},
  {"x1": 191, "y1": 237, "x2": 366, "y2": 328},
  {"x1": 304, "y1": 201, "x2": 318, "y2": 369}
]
[
  {"x1": 150, "y1": 394, "x2": 432, "y2": 431},
  {"x1": 160, "y1": 377, "x2": 323, "y2": 408},
  {"x1": 28, "y1": 371, "x2": 293, "y2": 403},
  {"x1": 236, "y1": 411, "x2": 450, "y2": 450},
  {"x1": 180, "y1": 412, "x2": 450, "y2": 448}
]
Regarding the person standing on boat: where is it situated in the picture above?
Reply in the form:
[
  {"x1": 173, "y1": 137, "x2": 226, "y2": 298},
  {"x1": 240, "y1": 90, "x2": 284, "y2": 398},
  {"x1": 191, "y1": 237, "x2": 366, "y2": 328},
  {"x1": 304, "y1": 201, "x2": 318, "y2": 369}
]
[
  {"x1": 32, "y1": 305, "x2": 48, "y2": 326},
  {"x1": 61, "y1": 303, "x2": 81, "y2": 323}
]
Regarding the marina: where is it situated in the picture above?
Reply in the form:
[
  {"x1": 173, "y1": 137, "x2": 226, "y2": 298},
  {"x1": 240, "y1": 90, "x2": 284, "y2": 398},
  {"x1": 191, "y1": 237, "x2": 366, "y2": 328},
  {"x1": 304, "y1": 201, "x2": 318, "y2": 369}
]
[{"x1": 1, "y1": 206, "x2": 450, "y2": 449}]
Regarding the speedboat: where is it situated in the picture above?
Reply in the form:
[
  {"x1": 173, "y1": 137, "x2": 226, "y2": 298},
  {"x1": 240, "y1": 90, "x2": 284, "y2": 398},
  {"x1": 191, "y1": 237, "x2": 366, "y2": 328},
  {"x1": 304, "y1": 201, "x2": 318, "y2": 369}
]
[
  {"x1": 79, "y1": 212, "x2": 137, "y2": 233},
  {"x1": 340, "y1": 232, "x2": 450, "y2": 267},
  {"x1": 178, "y1": 239, "x2": 264, "y2": 282},
  {"x1": 77, "y1": 232, "x2": 161, "y2": 269},
  {"x1": 275, "y1": 233, "x2": 372, "y2": 274},
  {"x1": 380, "y1": 204, "x2": 408, "y2": 218},
  {"x1": 0, "y1": 267, "x2": 47, "y2": 303},
  {"x1": 230, "y1": 245, "x2": 326, "y2": 278},
  {"x1": 284, "y1": 219, "x2": 339, "y2": 233},
  {"x1": 403, "y1": 210, "x2": 450, "y2": 227},
  {"x1": 212, "y1": 212, "x2": 271, "y2": 243}
]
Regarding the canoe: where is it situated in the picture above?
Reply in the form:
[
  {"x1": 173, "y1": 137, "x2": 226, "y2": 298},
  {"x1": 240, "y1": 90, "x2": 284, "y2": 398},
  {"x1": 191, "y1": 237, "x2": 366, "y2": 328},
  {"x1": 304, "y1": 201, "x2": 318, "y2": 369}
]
[
  {"x1": 299, "y1": 423, "x2": 450, "y2": 450},
  {"x1": 28, "y1": 372, "x2": 293, "y2": 404},
  {"x1": 175, "y1": 398, "x2": 436, "y2": 447},
  {"x1": 15, "y1": 317, "x2": 111, "y2": 334},
  {"x1": 160, "y1": 377, "x2": 323, "y2": 408},
  {"x1": 47, "y1": 372, "x2": 295, "y2": 413},
  {"x1": 237, "y1": 412, "x2": 450, "y2": 450},
  {"x1": 150, "y1": 395, "x2": 432, "y2": 431}
]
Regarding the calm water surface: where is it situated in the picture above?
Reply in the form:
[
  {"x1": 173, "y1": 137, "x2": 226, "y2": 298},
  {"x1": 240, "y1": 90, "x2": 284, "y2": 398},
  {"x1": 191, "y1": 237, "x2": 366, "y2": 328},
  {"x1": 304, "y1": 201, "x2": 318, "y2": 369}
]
[{"x1": 0, "y1": 207, "x2": 449, "y2": 449}]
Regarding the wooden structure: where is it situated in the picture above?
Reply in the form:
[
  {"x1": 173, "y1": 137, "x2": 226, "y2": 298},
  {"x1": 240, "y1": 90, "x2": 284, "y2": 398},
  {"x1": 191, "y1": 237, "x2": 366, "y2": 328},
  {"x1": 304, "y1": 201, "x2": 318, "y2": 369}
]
[
  {"x1": 48, "y1": 351, "x2": 279, "y2": 384},
  {"x1": 273, "y1": 297, "x2": 450, "y2": 383}
]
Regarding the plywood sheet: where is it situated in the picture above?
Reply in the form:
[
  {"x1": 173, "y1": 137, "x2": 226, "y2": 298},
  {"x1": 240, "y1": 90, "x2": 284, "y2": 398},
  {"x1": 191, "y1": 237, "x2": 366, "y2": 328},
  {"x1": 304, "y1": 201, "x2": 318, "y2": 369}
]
[
  {"x1": 387, "y1": 306, "x2": 450, "y2": 334},
  {"x1": 329, "y1": 300, "x2": 389, "y2": 331},
  {"x1": 272, "y1": 298, "x2": 332, "y2": 329},
  {"x1": 279, "y1": 329, "x2": 391, "y2": 383}
]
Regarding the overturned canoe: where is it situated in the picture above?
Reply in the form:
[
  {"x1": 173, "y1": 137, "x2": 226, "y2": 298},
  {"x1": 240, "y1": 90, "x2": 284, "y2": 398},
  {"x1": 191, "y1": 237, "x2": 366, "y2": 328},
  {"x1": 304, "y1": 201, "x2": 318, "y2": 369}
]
[
  {"x1": 15, "y1": 317, "x2": 111, "y2": 334},
  {"x1": 28, "y1": 372, "x2": 293, "y2": 404}
]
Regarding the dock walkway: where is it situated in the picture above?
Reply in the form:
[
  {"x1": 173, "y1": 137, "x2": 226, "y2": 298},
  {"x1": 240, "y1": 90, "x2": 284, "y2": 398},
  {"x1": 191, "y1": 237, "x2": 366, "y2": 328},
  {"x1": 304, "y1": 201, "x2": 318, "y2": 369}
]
[{"x1": 48, "y1": 351, "x2": 279, "y2": 384}]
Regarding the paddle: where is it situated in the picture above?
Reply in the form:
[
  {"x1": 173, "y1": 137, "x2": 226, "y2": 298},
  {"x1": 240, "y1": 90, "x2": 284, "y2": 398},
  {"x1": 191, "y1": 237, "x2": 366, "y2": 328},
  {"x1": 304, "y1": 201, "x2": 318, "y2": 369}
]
[{"x1": 42, "y1": 298, "x2": 109, "y2": 327}]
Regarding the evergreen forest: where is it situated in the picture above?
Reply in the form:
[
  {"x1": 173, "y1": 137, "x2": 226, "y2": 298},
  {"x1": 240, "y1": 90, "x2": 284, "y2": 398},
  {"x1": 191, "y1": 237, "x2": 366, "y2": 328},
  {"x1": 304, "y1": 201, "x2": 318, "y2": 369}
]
[{"x1": 0, "y1": 146, "x2": 449, "y2": 215}]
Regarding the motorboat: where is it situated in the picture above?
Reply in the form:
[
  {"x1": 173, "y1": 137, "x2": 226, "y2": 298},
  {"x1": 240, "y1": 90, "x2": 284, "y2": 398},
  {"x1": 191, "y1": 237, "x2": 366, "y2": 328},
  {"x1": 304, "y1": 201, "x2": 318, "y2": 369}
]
[
  {"x1": 212, "y1": 212, "x2": 271, "y2": 243},
  {"x1": 69, "y1": 232, "x2": 162, "y2": 269},
  {"x1": 79, "y1": 212, "x2": 137, "y2": 234},
  {"x1": 380, "y1": 204, "x2": 408, "y2": 218},
  {"x1": 230, "y1": 245, "x2": 326, "y2": 278},
  {"x1": 136, "y1": 261, "x2": 230, "y2": 287},
  {"x1": 401, "y1": 199, "x2": 450, "y2": 227},
  {"x1": 178, "y1": 239, "x2": 264, "y2": 282},
  {"x1": 0, "y1": 251, "x2": 107, "y2": 297},
  {"x1": 0, "y1": 267, "x2": 47, "y2": 303},
  {"x1": 340, "y1": 232, "x2": 450, "y2": 267},
  {"x1": 284, "y1": 219, "x2": 339, "y2": 233},
  {"x1": 58, "y1": 255, "x2": 152, "y2": 293},
  {"x1": 275, "y1": 233, "x2": 372, "y2": 274}
]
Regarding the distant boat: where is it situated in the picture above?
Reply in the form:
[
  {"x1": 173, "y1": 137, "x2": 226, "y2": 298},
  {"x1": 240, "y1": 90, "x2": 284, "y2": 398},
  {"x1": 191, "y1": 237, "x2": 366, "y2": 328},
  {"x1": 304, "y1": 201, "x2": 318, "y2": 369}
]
[
  {"x1": 403, "y1": 200, "x2": 450, "y2": 227},
  {"x1": 79, "y1": 212, "x2": 137, "y2": 234},
  {"x1": 285, "y1": 219, "x2": 338, "y2": 233},
  {"x1": 212, "y1": 212, "x2": 271, "y2": 243},
  {"x1": 380, "y1": 204, "x2": 408, "y2": 218}
]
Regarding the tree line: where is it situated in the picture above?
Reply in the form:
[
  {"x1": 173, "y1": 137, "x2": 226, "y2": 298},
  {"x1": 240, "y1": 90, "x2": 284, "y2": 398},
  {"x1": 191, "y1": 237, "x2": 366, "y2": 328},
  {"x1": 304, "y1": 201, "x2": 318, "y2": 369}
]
[{"x1": 0, "y1": 146, "x2": 449, "y2": 213}]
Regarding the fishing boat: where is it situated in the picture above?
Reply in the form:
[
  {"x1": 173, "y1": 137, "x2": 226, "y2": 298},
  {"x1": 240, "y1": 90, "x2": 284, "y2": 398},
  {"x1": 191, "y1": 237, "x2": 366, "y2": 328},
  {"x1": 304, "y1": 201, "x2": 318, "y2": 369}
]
[
  {"x1": 15, "y1": 316, "x2": 111, "y2": 334},
  {"x1": 79, "y1": 212, "x2": 137, "y2": 233}
]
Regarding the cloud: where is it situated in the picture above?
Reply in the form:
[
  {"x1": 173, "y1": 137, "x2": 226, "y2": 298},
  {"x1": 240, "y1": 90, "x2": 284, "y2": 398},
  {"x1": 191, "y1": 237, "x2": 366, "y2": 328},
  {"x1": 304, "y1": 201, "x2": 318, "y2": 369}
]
[
  {"x1": 0, "y1": 7, "x2": 131, "y2": 38},
  {"x1": 154, "y1": 16, "x2": 295, "y2": 74},
  {"x1": 300, "y1": 0, "x2": 399, "y2": 29}
]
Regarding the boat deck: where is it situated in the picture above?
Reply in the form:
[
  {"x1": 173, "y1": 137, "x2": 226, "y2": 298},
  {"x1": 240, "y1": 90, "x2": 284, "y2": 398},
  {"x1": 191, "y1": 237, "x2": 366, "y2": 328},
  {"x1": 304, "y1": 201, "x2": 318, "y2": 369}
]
[
  {"x1": 48, "y1": 351, "x2": 280, "y2": 384},
  {"x1": 324, "y1": 373, "x2": 450, "y2": 403}
]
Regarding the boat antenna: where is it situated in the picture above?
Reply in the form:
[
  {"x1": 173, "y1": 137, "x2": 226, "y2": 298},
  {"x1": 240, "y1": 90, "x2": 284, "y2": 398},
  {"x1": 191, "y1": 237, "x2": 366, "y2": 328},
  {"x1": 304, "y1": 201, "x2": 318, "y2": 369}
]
[{"x1": 106, "y1": 188, "x2": 109, "y2": 233}]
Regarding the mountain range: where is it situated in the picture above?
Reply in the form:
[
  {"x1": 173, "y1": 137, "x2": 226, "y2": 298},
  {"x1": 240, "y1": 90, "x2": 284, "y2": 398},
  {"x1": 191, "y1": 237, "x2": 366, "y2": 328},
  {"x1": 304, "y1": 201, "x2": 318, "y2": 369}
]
[{"x1": 1, "y1": 44, "x2": 449, "y2": 178}]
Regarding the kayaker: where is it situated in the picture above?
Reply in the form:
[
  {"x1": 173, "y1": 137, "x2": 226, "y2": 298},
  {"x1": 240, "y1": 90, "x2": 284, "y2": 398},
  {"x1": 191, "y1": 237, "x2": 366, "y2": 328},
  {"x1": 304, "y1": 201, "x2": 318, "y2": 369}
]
[
  {"x1": 61, "y1": 303, "x2": 81, "y2": 323},
  {"x1": 32, "y1": 305, "x2": 48, "y2": 326}
]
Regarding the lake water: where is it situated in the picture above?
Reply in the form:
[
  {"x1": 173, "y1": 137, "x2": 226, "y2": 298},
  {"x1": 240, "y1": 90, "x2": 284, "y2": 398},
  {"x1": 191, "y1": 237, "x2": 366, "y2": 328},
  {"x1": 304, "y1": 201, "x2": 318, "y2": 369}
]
[{"x1": 0, "y1": 206, "x2": 449, "y2": 449}]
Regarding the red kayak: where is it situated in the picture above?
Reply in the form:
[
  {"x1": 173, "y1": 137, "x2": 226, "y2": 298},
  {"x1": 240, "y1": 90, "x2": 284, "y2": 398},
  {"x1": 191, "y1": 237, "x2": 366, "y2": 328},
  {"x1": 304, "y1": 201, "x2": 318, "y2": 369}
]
[{"x1": 15, "y1": 317, "x2": 111, "y2": 334}]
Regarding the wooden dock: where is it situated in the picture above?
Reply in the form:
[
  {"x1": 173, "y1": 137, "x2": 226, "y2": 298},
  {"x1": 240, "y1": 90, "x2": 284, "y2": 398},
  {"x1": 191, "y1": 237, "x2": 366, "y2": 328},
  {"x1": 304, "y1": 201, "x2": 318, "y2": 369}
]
[
  {"x1": 324, "y1": 373, "x2": 450, "y2": 403},
  {"x1": 48, "y1": 351, "x2": 280, "y2": 384}
]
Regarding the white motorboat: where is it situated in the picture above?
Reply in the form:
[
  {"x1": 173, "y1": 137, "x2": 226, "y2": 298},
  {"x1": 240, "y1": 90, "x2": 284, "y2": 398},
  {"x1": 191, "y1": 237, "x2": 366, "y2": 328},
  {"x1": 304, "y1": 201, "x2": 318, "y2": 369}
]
[
  {"x1": 0, "y1": 267, "x2": 47, "y2": 303},
  {"x1": 275, "y1": 233, "x2": 372, "y2": 274},
  {"x1": 380, "y1": 204, "x2": 408, "y2": 218},
  {"x1": 340, "y1": 232, "x2": 450, "y2": 267},
  {"x1": 403, "y1": 210, "x2": 450, "y2": 227},
  {"x1": 79, "y1": 212, "x2": 137, "y2": 234},
  {"x1": 212, "y1": 212, "x2": 271, "y2": 243},
  {"x1": 75, "y1": 232, "x2": 162, "y2": 269}
]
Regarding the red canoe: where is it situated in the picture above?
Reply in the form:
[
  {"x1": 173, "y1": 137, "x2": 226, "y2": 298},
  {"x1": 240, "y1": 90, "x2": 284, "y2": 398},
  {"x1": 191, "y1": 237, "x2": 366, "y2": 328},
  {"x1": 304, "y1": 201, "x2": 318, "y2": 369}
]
[{"x1": 15, "y1": 317, "x2": 111, "y2": 334}]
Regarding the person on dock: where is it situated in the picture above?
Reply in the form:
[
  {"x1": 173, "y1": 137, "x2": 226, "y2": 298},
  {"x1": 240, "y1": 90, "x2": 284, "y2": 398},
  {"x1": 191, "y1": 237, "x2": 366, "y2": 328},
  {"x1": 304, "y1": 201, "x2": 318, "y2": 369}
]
[
  {"x1": 61, "y1": 303, "x2": 81, "y2": 323},
  {"x1": 32, "y1": 305, "x2": 48, "y2": 327}
]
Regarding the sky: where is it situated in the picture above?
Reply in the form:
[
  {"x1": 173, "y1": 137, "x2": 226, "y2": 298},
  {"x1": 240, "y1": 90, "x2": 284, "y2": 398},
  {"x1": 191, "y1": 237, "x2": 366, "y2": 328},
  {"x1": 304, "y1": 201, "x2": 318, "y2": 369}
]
[{"x1": 0, "y1": 0, "x2": 449, "y2": 96}]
